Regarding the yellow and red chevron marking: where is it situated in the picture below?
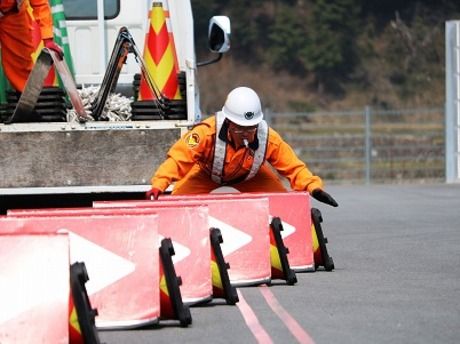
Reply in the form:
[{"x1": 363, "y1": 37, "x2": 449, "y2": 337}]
[
  {"x1": 160, "y1": 275, "x2": 175, "y2": 319},
  {"x1": 211, "y1": 250, "x2": 225, "y2": 298},
  {"x1": 69, "y1": 297, "x2": 84, "y2": 344},
  {"x1": 139, "y1": 2, "x2": 181, "y2": 100},
  {"x1": 159, "y1": 262, "x2": 175, "y2": 319},
  {"x1": 269, "y1": 230, "x2": 284, "y2": 279},
  {"x1": 162, "y1": 4, "x2": 180, "y2": 75},
  {"x1": 311, "y1": 222, "x2": 322, "y2": 265},
  {"x1": 27, "y1": 5, "x2": 57, "y2": 87}
]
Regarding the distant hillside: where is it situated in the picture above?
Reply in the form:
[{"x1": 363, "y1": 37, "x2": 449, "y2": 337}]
[{"x1": 192, "y1": 0, "x2": 459, "y2": 113}]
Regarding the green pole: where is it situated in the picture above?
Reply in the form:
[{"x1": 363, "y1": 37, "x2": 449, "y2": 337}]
[
  {"x1": 50, "y1": 0, "x2": 75, "y2": 76},
  {"x1": 0, "y1": 50, "x2": 10, "y2": 104}
]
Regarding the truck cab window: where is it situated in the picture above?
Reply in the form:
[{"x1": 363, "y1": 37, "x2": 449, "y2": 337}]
[{"x1": 62, "y1": 0, "x2": 120, "y2": 20}]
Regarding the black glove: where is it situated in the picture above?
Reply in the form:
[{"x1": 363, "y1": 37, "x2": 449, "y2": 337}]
[{"x1": 312, "y1": 189, "x2": 338, "y2": 207}]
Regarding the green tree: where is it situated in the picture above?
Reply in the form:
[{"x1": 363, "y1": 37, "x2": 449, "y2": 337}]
[
  {"x1": 267, "y1": 5, "x2": 307, "y2": 73},
  {"x1": 225, "y1": 0, "x2": 268, "y2": 62},
  {"x1": 300, "y1": 0, "x2": 361, "y2": 92}
]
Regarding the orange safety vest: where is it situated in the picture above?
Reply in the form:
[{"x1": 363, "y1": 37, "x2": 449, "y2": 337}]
[{"x1": 151, "y1": 114, "x2": 324, "y2": 193}]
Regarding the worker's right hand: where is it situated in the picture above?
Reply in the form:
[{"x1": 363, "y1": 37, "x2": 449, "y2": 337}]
[
  {"x1": 145, "y1": 188, "x2": 162, "y2": 200},
  {"x1": 44, "y1": 39, "x2": 64, "y2": 60}
]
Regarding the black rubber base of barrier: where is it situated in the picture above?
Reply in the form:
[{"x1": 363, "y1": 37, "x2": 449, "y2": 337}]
[
  {"x1": 270, "y1": 217, "x2": 297, "y2": 285},
  {"x1": 210, "y1": 227, "x2": 239, "y2": 305},
  {"x1": 311, "y1": 208, "x2": 335, "y2": 271},
  {"x1": 159, "y1": 238, "x2": 192, "y2": 327},
  {"x1": 70, "y1": 262, "x2": 101, "y2": 344}
]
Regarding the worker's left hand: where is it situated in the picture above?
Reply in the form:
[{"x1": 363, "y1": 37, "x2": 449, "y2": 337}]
[
  {"x1": 145, "y1": 188, "x2": 162, "y2": 200},
  {"x1": 312, "y1": 189, "x2": 338, "y2": 207},
  {"x1": 44, "y1": 39, "x2": 64, "y2": 60}
]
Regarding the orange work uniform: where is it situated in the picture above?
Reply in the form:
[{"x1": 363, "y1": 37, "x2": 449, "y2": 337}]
[
  {"x1": 0, "y1": 0, "x2": 54, "y2": 91},
  {"x1": 151, "y1": 115, "x2": 324, "y2": 195}
]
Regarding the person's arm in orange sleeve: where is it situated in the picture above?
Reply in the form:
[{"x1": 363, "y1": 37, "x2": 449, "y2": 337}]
[
  {"x1": 266, "y1": 128, "x2": 338, "y2": 207},
  {"x1": 150, "y1": 124, "x2": 210, "y2": 193},
  {"x1": 266, "y1": 128, "x2": 323, "y2": 193},
  {"x1": 29, "y1": 0, "x2": 64, "y2": 58},
  {"x1": 29, "y1": 0, "x2": 54, "y2": 39}
]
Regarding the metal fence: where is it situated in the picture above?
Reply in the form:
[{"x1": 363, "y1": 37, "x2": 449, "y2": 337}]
[{"x1": 265, "y1": 107, "x2": 445, "y2": 184}]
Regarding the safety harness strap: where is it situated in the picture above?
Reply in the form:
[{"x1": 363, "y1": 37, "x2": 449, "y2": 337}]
[
  {"x1": 211, "y1": 112, "x2": 227, "y2": 184},
  {"x1": 246, "y1": 120, "x2": 268, "y2": 180}
]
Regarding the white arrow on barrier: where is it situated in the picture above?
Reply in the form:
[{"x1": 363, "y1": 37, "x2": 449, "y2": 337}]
[
  {"x1": 158, "y1": 235, "x2": 191, "y2": 264},
  {"x1": 209, "y1": 216, "x2": 252, "y2": 256},
  {"x1": 60, "y1": 230, "x2": 136, "y2": 295},
  {"x1": 0, "y1": 238, "x2": 69, "y2": 325},
  {"x1": 269, "y1": 216, "x2": 296, "y2": 239}
]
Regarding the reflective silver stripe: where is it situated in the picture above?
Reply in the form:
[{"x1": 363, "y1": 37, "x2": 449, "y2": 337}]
[
  {"x1": 211, "y1": 111, "x2": 226, "y2": 184},
  {"x1": 245, "y1": 120, "x2": 268, "y2": 180},
  {"x1": 51, "y1": 4, "x2": 65, "y2": 13}
]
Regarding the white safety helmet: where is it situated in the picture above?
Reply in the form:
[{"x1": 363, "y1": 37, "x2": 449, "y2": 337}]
[{"x1": 221, "y1": 87, "x2": 263, "y2": 126}]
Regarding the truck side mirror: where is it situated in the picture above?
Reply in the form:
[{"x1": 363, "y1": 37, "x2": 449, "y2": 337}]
[
  {"x1": 208, "y1": 16, "x2": 231, "y2": 53},
  {"x1": 197, "y1": 16, "x2": 231, "y2": 67}
]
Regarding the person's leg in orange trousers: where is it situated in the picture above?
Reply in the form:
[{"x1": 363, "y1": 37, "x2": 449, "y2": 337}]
[
  {"x1": 172, "y1": 162, "x2": 288, "y2": 195},
  {"x1": 0, "y1": 7, "x2": 34, "y2": 92}
]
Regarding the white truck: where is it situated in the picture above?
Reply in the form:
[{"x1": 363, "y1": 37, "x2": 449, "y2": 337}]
[{"x1": 0, "y1": 0, "x2": 230, "y2": 211}]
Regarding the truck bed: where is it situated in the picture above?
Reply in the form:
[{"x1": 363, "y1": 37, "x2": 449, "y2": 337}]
[{"x1": 0, "y1": 121, "x2": 181, "y2": 194}]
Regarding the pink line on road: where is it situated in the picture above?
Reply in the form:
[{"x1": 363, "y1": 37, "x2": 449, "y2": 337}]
[
  {"x1": 259, "y1": 285, "x2": 315, "y2": 344},
  {"x1": 236, "y1": 289, "x2": 274, "y2": 344}
]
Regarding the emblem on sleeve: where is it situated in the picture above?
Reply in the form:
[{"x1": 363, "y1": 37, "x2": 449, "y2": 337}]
[{"x1": 186, "y1": 133, "x2": 200, "y2": 148}]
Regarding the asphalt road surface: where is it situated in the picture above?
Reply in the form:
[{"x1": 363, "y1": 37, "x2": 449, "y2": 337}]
[{"x1": 99, "y1": 183, "x2": 460, "y2": 344}]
